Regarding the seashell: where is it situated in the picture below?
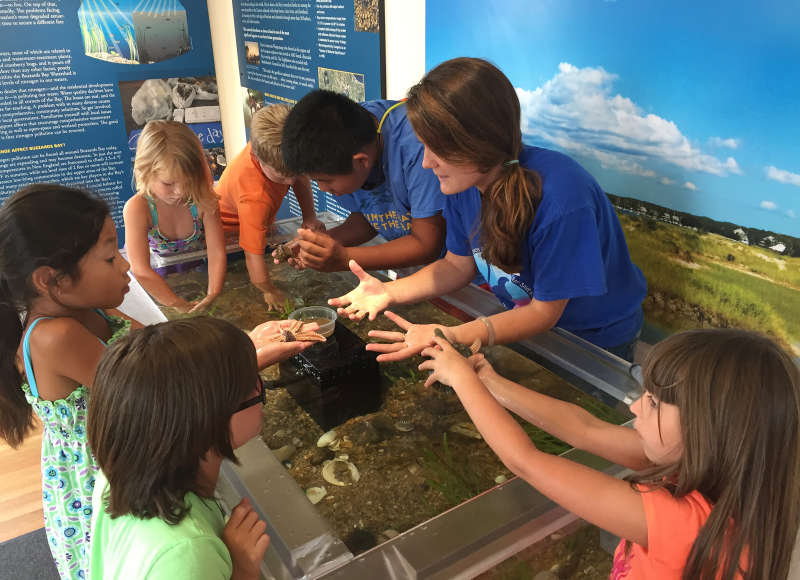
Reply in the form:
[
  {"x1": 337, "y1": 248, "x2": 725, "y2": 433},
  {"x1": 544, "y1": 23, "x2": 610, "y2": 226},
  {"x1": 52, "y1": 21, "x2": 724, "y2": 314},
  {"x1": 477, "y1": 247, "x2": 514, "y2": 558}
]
[
  {"x1": 329, "y1": 439, "x2": 342, "y2": 451},
  {"x1": 394, "y1": 420, "x2": 414, "y2": 432},
  {"x1": 321, "y1": 459, "x2": 360, "y2": 487},
  {"x1": 305, "y1": 486, "x2": 327, "y2": 504},
  {"x1": 494, "y1": 474, "x2": 508, "y2": 484},
  {"x1": 448, "y1": 422, "x2": 483, "y2": 440},
  {"x1": 316, "y1": 429, "x2": 338, "y2": 448}
]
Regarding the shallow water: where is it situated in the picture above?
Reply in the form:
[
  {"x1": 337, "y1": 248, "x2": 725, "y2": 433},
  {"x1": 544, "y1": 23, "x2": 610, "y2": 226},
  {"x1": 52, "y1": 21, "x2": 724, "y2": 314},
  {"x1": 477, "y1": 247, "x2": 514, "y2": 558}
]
[{"x1": 161, "y1": 258, "x2": 626, "y2": 569}]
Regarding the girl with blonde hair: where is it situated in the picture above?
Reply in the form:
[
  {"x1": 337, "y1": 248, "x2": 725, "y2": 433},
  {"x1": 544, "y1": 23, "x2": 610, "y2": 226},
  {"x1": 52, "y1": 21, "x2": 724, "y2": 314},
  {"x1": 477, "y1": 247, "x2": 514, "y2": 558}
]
[{"x1": 124, "y1": 120, "x2": 226, "y2": 312}]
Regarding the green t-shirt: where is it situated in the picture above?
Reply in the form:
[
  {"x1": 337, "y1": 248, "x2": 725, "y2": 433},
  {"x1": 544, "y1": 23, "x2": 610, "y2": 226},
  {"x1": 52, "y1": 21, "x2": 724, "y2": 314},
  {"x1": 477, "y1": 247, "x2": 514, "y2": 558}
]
[{"x1": 90, "y1": 471, "x2": 232, "y2": 579}]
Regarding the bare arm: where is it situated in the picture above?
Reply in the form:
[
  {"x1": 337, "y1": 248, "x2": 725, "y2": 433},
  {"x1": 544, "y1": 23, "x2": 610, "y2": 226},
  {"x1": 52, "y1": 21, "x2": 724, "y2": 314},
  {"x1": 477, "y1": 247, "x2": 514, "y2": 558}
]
[
  {"x1": 201, "y1": 206, "x2": 227, "y2": 298},
  {"x1": 449, "y1": 297, "x2": 568, "y2": 347},
  {"x1": 244, "y1": 251, "x2": 286, "y2": 311},
  {"x1": 123, "y1": 196, "x2": 189, "y2": 310},
  {"x1": 421, "y1": 341, "x2": 649, "y2": 548},
  {"x1": 476, "y1": 360, "x2": 649, "y2": 471},
  {"x1": 298, "y1": 214, "x2": 446, "y2": 272},
  {"x1": 291, "y1": 177, "x2": 323, "y2": 230}
]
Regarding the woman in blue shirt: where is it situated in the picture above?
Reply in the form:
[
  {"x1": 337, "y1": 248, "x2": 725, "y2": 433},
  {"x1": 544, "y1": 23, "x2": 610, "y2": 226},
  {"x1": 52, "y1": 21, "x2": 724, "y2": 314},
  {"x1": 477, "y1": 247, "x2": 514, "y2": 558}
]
[{"x1": 329, "y1": 57, "x2": 646, "y2": 361}]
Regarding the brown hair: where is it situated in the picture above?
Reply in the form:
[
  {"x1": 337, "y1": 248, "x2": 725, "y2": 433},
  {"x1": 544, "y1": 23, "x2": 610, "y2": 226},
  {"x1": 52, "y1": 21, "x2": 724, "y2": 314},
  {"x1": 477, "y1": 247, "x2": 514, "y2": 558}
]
[
  {"x1": 0, "y1": 184, "x2": 109, "y2": 448},
  {"x1": 88, "y1": 317, "x2": 258, "y2": 524},
  {"x1": 631, "y1": 328, "x2": 800, "y2": 579},
  {"x1": 250, "y1": 103, "x2": 293, "y2": 176},
  {"x1": 406, "y1": 57, "x2": 542, "y2": 272},
  {"x1": 133, "y1": 120, "x2": 217, "y2": 214}
]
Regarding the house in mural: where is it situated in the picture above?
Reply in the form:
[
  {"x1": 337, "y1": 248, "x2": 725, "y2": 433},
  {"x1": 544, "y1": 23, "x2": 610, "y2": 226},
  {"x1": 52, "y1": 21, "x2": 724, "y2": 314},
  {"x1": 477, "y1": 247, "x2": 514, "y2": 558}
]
[
  {"x1": 770, "y1": 242, "x2": 787, "y2": 254},
  {"x1": 733, "y1": 228, "x2": 749, "y2": 245}
]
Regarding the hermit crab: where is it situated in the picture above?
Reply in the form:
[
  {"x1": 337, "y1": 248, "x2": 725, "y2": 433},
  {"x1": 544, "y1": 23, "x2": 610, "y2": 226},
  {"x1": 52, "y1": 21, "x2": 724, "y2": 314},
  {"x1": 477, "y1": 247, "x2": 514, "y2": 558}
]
[{"x1": 272, "y1": 242, "x2": 294, "y2": 263}]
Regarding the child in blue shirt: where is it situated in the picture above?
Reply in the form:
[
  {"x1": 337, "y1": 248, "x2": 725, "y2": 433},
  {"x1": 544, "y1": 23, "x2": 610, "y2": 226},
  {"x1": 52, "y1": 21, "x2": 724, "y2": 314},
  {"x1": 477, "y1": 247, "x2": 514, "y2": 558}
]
[
  {"x1": 329, "y1": 58, "x2": 646, "y2": 360},
  {"x1": 279, "y1": 90, "x2": 446, "y2": 272}
]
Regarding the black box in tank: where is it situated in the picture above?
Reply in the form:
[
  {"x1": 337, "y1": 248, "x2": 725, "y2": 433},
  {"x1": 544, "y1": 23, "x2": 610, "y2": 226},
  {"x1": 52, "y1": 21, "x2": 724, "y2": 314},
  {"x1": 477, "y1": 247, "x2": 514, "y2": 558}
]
[{"x1": 281, "y1": 322, "x2": 381, "y2": 430}]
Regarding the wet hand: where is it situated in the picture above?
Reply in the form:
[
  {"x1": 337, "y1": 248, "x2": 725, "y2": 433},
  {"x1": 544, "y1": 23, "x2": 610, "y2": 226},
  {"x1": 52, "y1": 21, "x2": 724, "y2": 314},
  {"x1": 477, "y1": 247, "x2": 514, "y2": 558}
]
[
  {"x1": 249, "y1": 319, "x2": 320, "y2": 368},
  {"x1": 328, "y1": 260, "x2": 391, "y2": 321},
  {"x1": 366, "y1": 311, "x2": 452, "y2": 362},
  {"x1": 222, "y1": 497, "x2": 270, "y2": 580},
  {"x1": 188, "y1": 293, "x2": 219, "y2": 313},
  {"x1": 419, "y1": 336, "x2": 477, "y2": 388},
  {"x1": 295, "y1": 228, "x2": 348, "y2": 272},
  {"x1": 471, "y1": 353, "x2": 499, "y2": 384},
  {"x1": 301, "y1": 217, "x2": 327, "y2": 233},
  {"x1": 261, "y1": 286, "x2": 287, "y2": 311},
  {"x1": 168, "y1": 297, "x2": 197, "y2": 313}
]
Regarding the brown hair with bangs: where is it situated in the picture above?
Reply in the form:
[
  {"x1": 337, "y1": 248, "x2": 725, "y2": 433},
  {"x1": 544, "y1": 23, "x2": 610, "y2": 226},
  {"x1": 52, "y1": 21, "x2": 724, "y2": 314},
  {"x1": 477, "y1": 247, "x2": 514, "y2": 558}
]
[
  {"x1": 406, "y1": 57, "x2": 542, "y2": 272},
  {"x1": 133, "y1": 120, "x2": 217, "y2": 214},
  {"x1": 631, "y1": 328, "x2": 800, "y2": 579},
  {"x1": 88, "y1": 317, "x2": 258, "y2": 524}
]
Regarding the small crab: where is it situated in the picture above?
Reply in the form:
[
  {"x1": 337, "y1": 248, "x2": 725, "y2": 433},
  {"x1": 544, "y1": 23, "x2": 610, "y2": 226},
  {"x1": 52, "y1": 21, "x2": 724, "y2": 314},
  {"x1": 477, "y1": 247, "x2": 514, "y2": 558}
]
[
  {"x1": 268, "y1": 319, "x2": 326, "y2": 343},
  {"x1": 434, "y1": 328, "x2": 482, "y2": 356},
  {"x1": 272, "y1": 242, "x2": 294, "y2": 263}
]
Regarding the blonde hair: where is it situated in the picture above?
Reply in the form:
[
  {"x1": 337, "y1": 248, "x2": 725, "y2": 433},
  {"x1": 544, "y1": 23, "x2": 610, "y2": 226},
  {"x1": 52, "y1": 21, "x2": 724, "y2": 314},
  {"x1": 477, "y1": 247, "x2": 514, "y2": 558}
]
[
  {"x1": 133, "y1": 120, "x2": 217, "y2": 214},
  {"x1": 250, "y1": 104, "x2": 293, "y2": 176},
  {"x1": 406, "y1": 57, "x2": 541, "y2": 272}
]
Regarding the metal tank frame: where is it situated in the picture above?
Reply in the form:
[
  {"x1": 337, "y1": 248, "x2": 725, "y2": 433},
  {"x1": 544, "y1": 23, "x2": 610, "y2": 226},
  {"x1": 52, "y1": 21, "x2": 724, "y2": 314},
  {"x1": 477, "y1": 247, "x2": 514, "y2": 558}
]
[{"x1": 124, "y1": 213, "x2": 642, "y2": 579}]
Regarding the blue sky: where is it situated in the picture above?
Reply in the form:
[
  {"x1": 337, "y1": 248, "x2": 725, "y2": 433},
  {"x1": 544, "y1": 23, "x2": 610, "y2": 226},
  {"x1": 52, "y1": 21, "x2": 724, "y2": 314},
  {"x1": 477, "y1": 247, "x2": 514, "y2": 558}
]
[{"x1": 427, "y1": 0, "x2": 800, "y2": 236}]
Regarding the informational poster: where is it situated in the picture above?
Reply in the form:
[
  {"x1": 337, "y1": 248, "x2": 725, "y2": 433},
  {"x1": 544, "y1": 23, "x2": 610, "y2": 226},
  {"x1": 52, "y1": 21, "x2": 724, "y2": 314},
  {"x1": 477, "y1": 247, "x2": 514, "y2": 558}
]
[
  {"x1": 427, "y1": 0, "x2": 800, "y2": 355},
  {"x1": 0, "y1": 0, "x2": 218, "y2": 244},
  {"x1": 232, "y1": 0, "x2": 384, "y2": 219}
]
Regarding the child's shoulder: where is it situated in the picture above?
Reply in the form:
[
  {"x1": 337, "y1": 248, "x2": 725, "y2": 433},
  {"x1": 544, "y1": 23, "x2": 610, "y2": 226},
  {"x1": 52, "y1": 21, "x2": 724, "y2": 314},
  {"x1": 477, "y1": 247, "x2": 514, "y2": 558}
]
[
  {"x1": 123, "y1": 193, "x2": 151, "y2": 218},
  {"x1": 27, "y1": 316, "x2": 102, "y2": 355}
]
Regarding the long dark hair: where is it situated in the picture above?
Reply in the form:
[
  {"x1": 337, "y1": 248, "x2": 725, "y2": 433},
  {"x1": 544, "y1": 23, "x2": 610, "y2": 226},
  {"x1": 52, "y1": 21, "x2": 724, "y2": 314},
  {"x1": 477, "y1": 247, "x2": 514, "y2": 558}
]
[
  {"x1": 88, "y1": 317, "x2": 258, "y2": 524},
  {"x1": 406, "y1": 57, "x2": 542, "y2": 272},
  {"x1": 631, "y1": 329, "x2": 800, "y2": 579},
  {"x1": 0, "y1": 184, "x2": 109, "y2": 447}
]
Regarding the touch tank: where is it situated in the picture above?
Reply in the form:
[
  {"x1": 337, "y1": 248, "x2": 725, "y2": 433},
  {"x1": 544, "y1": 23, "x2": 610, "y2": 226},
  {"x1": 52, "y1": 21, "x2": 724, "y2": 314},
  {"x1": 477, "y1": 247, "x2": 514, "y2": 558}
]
[{"x1": 152, "y1": 215, "x2": 641, "y2": 579}]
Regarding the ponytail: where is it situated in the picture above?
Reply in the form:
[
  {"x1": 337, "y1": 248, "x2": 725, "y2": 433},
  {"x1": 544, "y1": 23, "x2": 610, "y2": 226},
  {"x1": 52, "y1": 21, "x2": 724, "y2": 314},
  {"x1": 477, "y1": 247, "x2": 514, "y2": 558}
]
[
  {"x1": 480, "y1": 164, "x2": 542, "y2": 272},
  {"x1": 0, "y1": 277, "x2": 31, "y2": 448}
]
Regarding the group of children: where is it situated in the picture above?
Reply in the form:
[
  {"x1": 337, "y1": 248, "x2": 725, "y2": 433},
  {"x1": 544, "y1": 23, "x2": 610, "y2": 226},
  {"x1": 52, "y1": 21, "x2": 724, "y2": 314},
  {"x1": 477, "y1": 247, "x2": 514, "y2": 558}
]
[{"x1": 0, "y1": 56, "x2": 797, "y2": 579}]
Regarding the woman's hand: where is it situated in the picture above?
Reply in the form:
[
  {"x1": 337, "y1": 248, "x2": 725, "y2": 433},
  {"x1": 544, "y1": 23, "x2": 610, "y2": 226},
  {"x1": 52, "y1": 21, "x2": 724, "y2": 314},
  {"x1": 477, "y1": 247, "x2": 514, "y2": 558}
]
[
  {"x1": 328, "y1": 260, "x2": 392, "y2": 321},
  {"x1": 419, "y1": 336, "x2": 479, "y2": 388},
  {"x1": 366, "y1": 311, "x2": 454, "y2": 363},
  {"x1": 249, "y1": 319, "x2": 320, "y2": 369},
  {"x1": 222, "y1": 497, "x2": 270, "y2": 580}
]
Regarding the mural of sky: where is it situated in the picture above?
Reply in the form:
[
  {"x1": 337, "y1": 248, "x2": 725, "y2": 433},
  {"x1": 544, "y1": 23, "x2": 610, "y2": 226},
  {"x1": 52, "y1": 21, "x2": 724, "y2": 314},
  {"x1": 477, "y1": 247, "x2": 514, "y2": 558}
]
[{"x1": 426, "y1": 0, "x2": 799, "y2": 236}]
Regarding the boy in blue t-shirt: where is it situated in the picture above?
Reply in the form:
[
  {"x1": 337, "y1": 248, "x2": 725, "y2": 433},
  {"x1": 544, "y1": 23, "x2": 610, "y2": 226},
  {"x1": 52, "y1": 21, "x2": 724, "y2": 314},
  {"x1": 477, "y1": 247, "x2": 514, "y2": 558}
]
[{"x1": 280, "y1": 90, "x2": 445, "y2": 272}]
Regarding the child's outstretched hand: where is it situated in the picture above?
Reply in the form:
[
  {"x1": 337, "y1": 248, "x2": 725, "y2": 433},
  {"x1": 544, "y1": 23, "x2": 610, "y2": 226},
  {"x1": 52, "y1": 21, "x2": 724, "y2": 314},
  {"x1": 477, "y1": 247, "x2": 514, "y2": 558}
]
[
  {"x1": 188, "y1": 293, "x2": 219, "y2": 313},
  {"x1": 419, "y1": 335, "x2": 479, "y2": 388},
  {"x1": 222, "y1": 497, "x2": 270, "y2": 580},
  {"x1": 261, "y1": 284, "x2": 287, "y2": 311}
]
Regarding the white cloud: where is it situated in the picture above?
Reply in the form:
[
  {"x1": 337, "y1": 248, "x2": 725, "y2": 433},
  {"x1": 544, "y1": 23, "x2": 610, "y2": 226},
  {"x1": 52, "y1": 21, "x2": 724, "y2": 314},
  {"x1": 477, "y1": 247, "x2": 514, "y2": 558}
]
[
  {"x1": 684, "y1": 182, "x2": 697, "y2": 190},
  {"x1": 708, "y1": 137, "x2": 740, "y2": 149},
  {"x1": 660, "y1": 177, "x2": 674, "y2": 185},
  {"x1": 516, "y1": 63, "x2": 743, "y2": 179},
  {"x1": 787, "y1": 209, "x2": 796, "y2": 219},
  {"x1": 760, "y1": 200, "x2": 778, "y2": 211},
  {"x1": 765, "y1": 165, "x2": 800, "y2": 187}
]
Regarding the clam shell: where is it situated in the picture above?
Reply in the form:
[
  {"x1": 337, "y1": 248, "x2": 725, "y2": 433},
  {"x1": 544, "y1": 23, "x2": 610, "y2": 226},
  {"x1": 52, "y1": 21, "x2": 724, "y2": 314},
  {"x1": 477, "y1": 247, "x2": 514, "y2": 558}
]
[
  {"x1": 394, "y1": 420, "x2": 414, "y2": 432},
  {"x1": 316, "y1": 429, "x2": 338, "y2": 448},
  {"x1": 321, "y1": 459, "x2": 360, "y2": 487},
  {"x1": 305, "y1": 486, "x2": 327, "y2": 504}
]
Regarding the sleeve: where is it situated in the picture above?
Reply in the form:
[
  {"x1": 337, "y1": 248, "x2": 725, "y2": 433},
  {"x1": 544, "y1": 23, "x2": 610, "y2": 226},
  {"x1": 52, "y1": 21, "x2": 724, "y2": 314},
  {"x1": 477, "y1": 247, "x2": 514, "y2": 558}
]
[
  {"x1": 640, "y1": 488, "x2": 711, "y2": 566},
  {"x1": 335, "y1": 191, "x2": 362, "y2": 214},
  {"x1": 531, "y1": 207, "x2": 608, "y2": 301},
  {"x1": 237, "y1": 189, "x2": 274, "y2": 255},
  {"x1": 403, "y1": 143, "x2": 444, "y2": 219},
  {"x1": 145, "y1": 537, "x2": 232, "y2": 580},
  {"x1": 443, "y1": 195, "x2": 473, "y2": 256}
]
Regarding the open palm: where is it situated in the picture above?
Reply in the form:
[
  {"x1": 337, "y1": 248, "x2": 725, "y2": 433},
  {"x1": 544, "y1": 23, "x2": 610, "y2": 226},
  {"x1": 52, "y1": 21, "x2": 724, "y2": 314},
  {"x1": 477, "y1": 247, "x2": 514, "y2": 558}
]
[{"x1": 328, "y1": 260, "x2": 392, "y2": 321}]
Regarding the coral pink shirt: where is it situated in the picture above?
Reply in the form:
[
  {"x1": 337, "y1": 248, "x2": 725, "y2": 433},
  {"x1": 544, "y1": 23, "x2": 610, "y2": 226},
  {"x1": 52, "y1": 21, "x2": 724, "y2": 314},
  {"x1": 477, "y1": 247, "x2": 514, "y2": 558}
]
[{"x1": 610, "y1": 487, "x2": 735, "y2": 579}]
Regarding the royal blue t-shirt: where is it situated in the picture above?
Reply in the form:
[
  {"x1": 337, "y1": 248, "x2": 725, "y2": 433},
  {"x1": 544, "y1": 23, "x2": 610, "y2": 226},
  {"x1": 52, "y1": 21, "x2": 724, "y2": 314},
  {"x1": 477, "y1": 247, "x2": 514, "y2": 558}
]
[
  {"x1": 336, "y1": 100, "x2": 445, "y2": 241},
  {"x1": 444, "y1": 145, "x2": 646, "y2": 348}
]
